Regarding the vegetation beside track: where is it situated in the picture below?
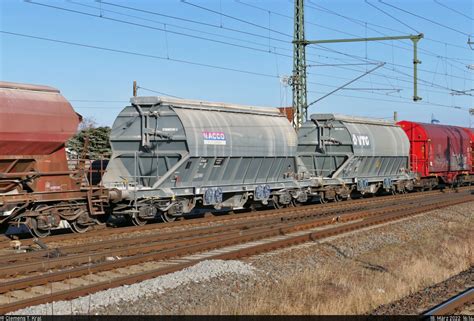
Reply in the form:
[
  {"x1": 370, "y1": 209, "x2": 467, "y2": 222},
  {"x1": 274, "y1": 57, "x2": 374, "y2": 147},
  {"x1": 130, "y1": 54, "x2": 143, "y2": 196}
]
[{"x1": 147, "y1": 201, "x2": 473, "y2": 315}]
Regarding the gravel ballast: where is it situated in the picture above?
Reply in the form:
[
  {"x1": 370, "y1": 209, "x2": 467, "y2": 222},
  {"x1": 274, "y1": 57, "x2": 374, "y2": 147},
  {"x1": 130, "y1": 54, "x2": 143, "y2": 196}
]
[{"x1": 11, "y1": 260, "x2": 256, "y2": 315}]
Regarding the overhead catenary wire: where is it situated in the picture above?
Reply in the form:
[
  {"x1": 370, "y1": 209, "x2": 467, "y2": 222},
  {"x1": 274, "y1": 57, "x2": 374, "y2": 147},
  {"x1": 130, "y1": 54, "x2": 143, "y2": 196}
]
[
  {"x1": 305, "y1": 0, "x2": 473, "y2": 56},
  {"x1": 364, "y1": 0, "x2": 419, "y2": 34},
  {"x1": 73, "y1": 106, "x2": 123, "y2": 109},
  {"x1": 137, "y1": 86, "x2": 182, "y2": 98},
  {"x1": 234, "y1": 0, "x2": 471, "y2": 94},
  {"x1": 342, "y1": 88, "x2": 402, "y2": 91},
  {"x1": 30, "y1": 0, "x2": 356, "y2": 68},
  {"x1": 180, "y1": 0, "x2": 292, "y2": 38},
  {"x1": 70, "y1": 99, "x2": 128, "y2": 103},
  {"x1": 309, "y1": 70, "x2": 446, "y2": 95},
  {"x1": 0, "y1": 30, "x2": 279, "y2": 78},
  {"x1": 241, "y1": 0, "x2": 456, "y2": 72},
  {"x1": 307, "y1": 89, "x2": 468, "y2": 111},
  {"x1": 68, "y1": 0, "x2": 289, "y2": 52},
  {"x1": 25, "y1": 0, "x2": 367, "y2": 70},
  {"x1": 282, "y1": 6, "x2": 470, "y2": 96},
  {"x1": 25, "y1": 1, "x2": 288, "y2": 56},
  {"x1": 99, "y1": 1, "x2": 474, "y2": 92},
  {"x1": 38, "y1": 0, "x2": 469, "y2": 95},
  {"x1": 11, "y1": 0, "x2": 470, "y2": 114},
  {"x1": 0, "y1": 28, "x2": 453, "y2": 100},
  {"x1": 3, "y1": 29, "x2": 468, "y2": 112},
  {"x1": 238, "y1": 0, "x2": 425, "y2": 59},
  {"x1": 314, "y1": 45, "x2": 470, "y2": 81},
  {"x1": 70, "y1": 0, "x2": 472, "y2": 91},
  {"x1": 307, "y1": 1, "x2": 469, "y2": 69},
  {"x1": 97, "y1": 0, "x2": 290, "y2": 45},
  {"x1": 72, "y1": 90, "x2": 469, "y2": 112},
  {"x1": 315, "y1": 45, "x2": 472, "y2": 84},
  {"x1": 433, "y1": 0, "x2": 473, "y2": 21},
  {"x1": 378, "y1": 0, "x2": 471, "y2": 37},
  {"x1": 311, "y1": 49, "x2": 469, "y2": 95},
  {"x1": 308, "y1": 63, "x2": 386, "y2": 107},
  {"x1": 239, "y1": 0, "x2": 472, "y2": 53},
  {"x1": 307, "y1": 63, "x2": 380, "y2": 67},
  {"x1": 30, "y1": 2, "x2": 474, "y2": 97},
  {"x1": 102, "y1": 0, "x2": 398, "y2": 65}
]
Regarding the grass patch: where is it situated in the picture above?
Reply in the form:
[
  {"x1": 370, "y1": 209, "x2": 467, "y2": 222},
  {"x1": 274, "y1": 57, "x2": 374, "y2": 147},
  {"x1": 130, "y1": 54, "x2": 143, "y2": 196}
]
[{"x1": 188, "y1": 207, "x2": 473, "y2": 315}]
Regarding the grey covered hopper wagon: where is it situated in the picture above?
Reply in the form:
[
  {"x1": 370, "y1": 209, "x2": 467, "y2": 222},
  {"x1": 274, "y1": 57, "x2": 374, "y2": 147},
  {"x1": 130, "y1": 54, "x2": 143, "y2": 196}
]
[
  {"x1": 297, "y1": 114, "x2": 414, "y2": 200},
  {"x1": 102, "y1": 97, "x2": 308, "y2": 225}
]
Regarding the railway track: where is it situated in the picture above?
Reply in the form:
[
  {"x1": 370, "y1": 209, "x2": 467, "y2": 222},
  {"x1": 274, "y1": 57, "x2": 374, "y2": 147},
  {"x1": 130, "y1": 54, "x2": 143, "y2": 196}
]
[
  {"x1": 0, "y1": 189, "x2": 471, "y2": 314},
  {"x1": 423, "y1": 288, "x2": 474, "y2": 315},
  {"x1": 1, "y1": 189, "x2": 463, "y2": 265},
  {"x1": 1, "y1": 187, "x2": 468, "y2": 251},
  {"x1": 0, "y1": 189, "x2": 469, "y2": 269}
]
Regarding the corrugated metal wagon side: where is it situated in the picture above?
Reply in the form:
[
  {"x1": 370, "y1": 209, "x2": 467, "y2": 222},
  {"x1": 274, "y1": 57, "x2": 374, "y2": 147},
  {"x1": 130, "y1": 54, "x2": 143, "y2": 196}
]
[
  {"x1": 0, "y1": 81, "x2": 80, "y2": 194},
  {"x1": 297, "y1": 114, "x2": 414, "y2": 201},
  {"x1": 0, "y1": 81, "x2": 109, "y2": 237},
  {"x1": 398, "y1": 121, "x2": 472, "y2": 187},
  {"x1": 461, "y1": 127, "x2": 474, "y2": 176},
  {"x1": 103, "y1": 97, "x2": 307, "y2": 225}
]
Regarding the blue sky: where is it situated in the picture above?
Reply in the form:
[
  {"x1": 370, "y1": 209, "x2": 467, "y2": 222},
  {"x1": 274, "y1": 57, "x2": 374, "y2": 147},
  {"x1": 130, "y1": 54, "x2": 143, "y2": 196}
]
[{"x1": 1, "y1": 0, "x2": 473, "y2": 127}]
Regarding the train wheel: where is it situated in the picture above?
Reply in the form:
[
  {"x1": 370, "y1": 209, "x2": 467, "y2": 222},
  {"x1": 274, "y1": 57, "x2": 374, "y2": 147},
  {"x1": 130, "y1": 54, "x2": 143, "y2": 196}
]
[
  {"x1": 70, "y1": 221, "x2": 90, "y2": 234},
  {"x1": 161, "y1": 212, "x2": 177, "y2": 223},
  {"x1": 272, "y1": 196, "x2": 282, "y2": 209},
  {"x1": 130, "y1": 213, "x2": 147, "y2": 226},
  {"x1": 28, "y1": 218, "x2": 51, "y2": 238},
  {"x1": 291, "y1": 199, "x2": 303, "y2": 207},
  {"x1": 272, "y1": 202, "x2": 281, "y2": 209},
  {"x1": 319, "y1": 196, "x2": 327, "y2": 204},
  {"x1": 334, "y1": 194, "x2": 342, "y2": 202}
]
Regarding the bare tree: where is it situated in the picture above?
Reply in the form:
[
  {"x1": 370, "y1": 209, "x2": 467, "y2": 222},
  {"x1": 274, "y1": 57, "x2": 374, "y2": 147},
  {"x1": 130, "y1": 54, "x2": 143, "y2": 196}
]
[{"x1": 79, "y1": 116, "x2": 98, "y2": 130}]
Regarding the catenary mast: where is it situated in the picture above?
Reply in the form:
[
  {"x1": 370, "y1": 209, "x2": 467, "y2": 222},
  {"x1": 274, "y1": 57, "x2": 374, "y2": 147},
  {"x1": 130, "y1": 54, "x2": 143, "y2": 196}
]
[{"x1": 292, "y1": 0, "x2": 307, "y2": 129}]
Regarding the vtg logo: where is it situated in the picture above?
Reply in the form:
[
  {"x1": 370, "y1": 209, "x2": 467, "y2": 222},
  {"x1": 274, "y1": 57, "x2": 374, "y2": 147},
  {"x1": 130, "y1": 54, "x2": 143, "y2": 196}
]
[{"x1": 352, "y1": 134, "x2": 370, "y2": 146}]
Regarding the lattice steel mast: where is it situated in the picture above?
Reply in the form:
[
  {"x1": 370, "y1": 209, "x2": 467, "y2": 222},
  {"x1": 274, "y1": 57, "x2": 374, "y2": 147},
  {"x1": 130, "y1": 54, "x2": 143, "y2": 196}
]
[
  {"x1": 291, "y1": 0, "x2": 422, "y2": 130},
  {"x1": 292, "y1": 0, "x2": 307, "y2": 129}
]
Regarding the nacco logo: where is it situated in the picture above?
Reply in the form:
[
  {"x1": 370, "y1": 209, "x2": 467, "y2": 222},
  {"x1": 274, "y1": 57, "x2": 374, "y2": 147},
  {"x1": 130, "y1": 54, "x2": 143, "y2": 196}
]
[
  {"x1": 202, "y1": 131, "x2": 225, "y2": 140},
  {"x1": 352, "y1": 134, "x2": 370, "y2": 146},
  {"x1": 203, "y1": 131, "x2": 226, "y2": 145}
]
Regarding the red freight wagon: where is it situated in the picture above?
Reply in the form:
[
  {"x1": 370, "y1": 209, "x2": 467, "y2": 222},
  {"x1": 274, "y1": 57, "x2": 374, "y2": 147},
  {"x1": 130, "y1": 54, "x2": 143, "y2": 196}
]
[
  {"x1": 397, "y1": 121, "x2": 472, "y2": 188},
  {"x1": 0, "y1": 81, "x2": 81, "y2": 194},
  {"x1": 461, "y1": 127, "x2": 474, "y2": 175}
]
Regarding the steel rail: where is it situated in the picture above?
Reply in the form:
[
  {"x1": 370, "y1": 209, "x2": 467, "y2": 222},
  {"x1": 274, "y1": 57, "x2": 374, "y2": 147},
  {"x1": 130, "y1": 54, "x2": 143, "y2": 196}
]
[
  {"x1": 0, "y1": 192, "x2": 460, "y2": 277},
  {"x1": 422, "y1": 288, "x2": 474, "y2": 315},
  {"x1": 0, "y1": 194, "x2": 462, "y2": 290},
  {"x1": 1, "y1": 187, "x2": 466, "y2": 249},
  {"x1": 0, "y1": 191, "x2": 435, "y2": 266},
  {"x1": 0, "y1": 195, "x2": 397, "y2": 263}
]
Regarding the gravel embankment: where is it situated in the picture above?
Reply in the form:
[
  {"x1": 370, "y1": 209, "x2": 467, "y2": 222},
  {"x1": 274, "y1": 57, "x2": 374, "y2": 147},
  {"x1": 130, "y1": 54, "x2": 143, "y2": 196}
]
[{"x1": 12, "y1": 260, "x2": 256, "y2": 315}]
